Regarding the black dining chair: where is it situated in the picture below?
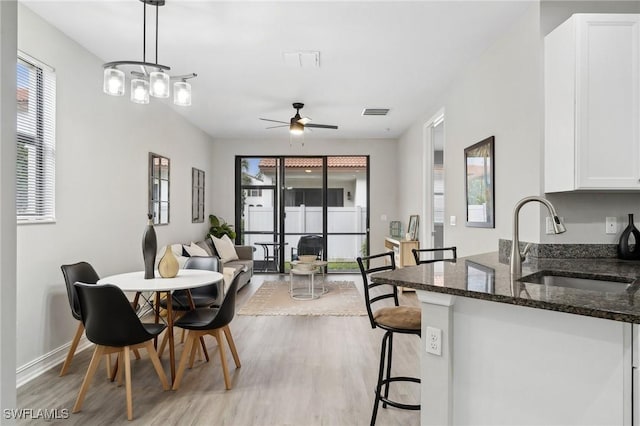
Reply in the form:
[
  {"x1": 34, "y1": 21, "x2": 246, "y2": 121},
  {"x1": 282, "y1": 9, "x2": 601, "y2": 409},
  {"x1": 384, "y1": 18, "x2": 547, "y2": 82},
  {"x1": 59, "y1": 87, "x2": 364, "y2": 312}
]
[
  {"x1": 171, "y1": 273, "x2": 242, "y2": 391},
  {"x1": 72, "y1": 283, "x2": 169, "y2": 421},
  {"x1": 60, "y1": 262, "x2": 142, "y2": 378},
  {"x1": 60, "y1": 262, "x2": 100, "y2": 377},
  {"x1": 357, "y1": 252, "x2": 421, "y2": 426},
  {"x1": 157, "y1": 256, "x2": 222, "y2": 359},
  {"x1": 412, "y1": 246, "x2": 457, "y2": 265}
]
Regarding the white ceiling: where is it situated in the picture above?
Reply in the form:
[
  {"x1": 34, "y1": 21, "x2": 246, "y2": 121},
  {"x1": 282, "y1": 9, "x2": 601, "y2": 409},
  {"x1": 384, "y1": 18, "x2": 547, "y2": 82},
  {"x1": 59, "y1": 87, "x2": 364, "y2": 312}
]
[{"x1": 22, "y1": 0, "x2": 533, "y2": 140}]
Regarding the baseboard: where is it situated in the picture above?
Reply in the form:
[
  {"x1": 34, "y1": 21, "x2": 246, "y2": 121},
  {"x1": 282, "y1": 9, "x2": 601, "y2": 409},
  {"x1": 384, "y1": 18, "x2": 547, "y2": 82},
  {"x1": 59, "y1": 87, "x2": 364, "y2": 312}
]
[{"x1": 16, "y1": 337, "x2": 92, "y2": 388}]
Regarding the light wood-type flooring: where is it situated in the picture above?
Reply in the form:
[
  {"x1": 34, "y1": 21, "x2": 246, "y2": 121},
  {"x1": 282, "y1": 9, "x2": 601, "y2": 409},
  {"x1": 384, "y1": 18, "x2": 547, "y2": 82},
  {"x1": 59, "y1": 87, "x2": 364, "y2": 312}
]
[{"x1": 17, "y1": 274, "x2": 421, "y2": 426}]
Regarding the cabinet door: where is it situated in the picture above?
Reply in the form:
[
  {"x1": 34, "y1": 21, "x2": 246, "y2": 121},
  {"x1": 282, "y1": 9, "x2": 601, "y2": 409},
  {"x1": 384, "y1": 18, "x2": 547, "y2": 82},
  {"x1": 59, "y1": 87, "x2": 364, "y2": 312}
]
[{"x1": 576, "y1": 14, "x2": 640, "y2": 189}]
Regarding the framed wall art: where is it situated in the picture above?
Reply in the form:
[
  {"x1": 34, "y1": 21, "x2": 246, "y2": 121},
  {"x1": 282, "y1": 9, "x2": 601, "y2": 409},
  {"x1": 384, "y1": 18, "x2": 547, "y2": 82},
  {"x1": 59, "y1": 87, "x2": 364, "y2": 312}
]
[{"x1": 464, "y1": 136, "x2": 494, "y2": 228}]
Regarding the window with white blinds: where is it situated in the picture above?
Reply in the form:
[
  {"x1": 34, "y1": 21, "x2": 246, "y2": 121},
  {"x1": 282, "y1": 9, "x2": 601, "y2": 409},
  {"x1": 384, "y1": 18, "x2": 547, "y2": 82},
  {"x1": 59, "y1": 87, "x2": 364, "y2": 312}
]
[{"x1": 16, "y1": 52, "x2": 56, "y2": 223}]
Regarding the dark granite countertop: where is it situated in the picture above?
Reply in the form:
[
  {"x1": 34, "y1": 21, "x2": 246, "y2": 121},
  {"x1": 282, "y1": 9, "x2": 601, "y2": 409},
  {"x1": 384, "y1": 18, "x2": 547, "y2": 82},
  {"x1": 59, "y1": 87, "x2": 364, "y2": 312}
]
[{"x1": 371, "y1": 252, "x2": 640, "y2": 323}]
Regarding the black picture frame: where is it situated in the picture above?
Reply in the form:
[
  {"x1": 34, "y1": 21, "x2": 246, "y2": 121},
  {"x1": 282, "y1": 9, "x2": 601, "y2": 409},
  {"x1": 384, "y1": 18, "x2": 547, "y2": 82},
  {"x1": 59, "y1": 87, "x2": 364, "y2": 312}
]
[
  {"x1": 407, "y1": 215, "x2": 419, "y2": 241},
  {"x1": 464, "y1": 136, "x2": 495, "y2": 228}
]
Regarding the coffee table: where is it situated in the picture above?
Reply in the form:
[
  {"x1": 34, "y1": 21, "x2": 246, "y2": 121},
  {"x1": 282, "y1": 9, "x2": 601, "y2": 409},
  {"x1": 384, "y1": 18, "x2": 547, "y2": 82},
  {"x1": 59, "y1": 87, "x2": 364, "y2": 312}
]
[{"x1": 289, "y1": 261, "x2": 328, "y2": 300}]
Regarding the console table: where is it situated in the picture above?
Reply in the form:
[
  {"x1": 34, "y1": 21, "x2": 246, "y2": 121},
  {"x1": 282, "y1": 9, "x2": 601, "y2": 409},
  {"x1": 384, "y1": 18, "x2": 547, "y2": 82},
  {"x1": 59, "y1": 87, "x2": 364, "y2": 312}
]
[{"x1": 384, "y1": 237, "x2": 419, "y2": 293}]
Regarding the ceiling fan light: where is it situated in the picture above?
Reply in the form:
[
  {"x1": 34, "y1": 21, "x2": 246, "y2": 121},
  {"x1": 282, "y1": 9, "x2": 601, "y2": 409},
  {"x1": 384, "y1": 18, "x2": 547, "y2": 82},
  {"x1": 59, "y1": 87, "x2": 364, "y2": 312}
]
[
  {"x1": 290, "y1": 118, "x2": 304, "y2": 135},
  {"x1": 103, "y1": 68, "x2": 125, "y2": 96},
  {"x1": 173, "y1": 81, "x2": 192, "y2": 106},
  {"x1": 150, "y1": 71, "x2": 170, "y2": 98},
  {"x1": 130, "y1": 79, "x2": 149, "y2": 104}
]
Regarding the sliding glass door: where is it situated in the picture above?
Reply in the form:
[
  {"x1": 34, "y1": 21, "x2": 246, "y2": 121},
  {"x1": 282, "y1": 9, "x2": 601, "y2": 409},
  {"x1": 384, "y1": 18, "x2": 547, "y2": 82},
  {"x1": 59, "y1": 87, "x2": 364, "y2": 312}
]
[{"x1": 236, "y1": 156, "x2": 369, "y2": 273}]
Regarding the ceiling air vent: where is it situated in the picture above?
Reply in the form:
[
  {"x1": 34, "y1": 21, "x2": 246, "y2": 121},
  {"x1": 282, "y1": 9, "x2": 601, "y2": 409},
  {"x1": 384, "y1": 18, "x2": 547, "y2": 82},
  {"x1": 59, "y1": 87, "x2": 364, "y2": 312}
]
[{"x1": 362, "y1": 108, "x2": 390, "y2": 116}]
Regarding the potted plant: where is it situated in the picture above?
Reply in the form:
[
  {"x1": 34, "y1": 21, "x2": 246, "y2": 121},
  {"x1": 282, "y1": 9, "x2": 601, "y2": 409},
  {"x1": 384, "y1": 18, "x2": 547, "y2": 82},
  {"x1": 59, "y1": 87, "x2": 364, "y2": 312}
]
[{"x1": 208, "y1": 214, "x2": 236, "y2": 240}]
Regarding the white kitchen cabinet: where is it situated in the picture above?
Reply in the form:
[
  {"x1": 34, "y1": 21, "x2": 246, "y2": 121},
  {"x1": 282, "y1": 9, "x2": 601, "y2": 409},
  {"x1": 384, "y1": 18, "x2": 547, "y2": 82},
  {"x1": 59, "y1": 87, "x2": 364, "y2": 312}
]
[{"x1": 545, "y1": 14, "x2": 640, "y2": 192}]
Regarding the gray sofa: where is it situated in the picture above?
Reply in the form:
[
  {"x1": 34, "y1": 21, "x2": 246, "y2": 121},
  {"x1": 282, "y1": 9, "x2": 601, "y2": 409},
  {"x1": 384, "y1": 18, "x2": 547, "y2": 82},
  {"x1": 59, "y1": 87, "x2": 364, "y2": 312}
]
[{"x1": 197, "y1": 237, "x2": 254, "y2": 291}]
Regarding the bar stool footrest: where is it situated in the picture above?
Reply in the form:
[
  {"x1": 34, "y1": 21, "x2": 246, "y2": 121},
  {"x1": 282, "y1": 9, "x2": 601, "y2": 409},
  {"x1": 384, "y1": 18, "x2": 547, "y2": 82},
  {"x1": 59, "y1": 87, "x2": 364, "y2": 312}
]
[{"x1": 376, "y1": 376, "x2": 421, "y2": 411}]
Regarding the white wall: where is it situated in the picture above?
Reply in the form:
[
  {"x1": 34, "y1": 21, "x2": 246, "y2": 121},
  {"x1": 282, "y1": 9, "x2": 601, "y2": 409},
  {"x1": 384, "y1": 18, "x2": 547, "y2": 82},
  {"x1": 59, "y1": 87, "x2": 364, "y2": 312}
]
[
  {"x1": 16, "y1": 5, "x2": 214, "y2": 374},
  {"x1": 211, "y1": 138, "x2": 397, "y2": 255},
  {"x1": 398, "y1": 1, "x2": 640, "y2": 255},
  {"x1": 398, "y1": 4, "x2": 543, "y2": 257},
  {"x1": 1, "y1": 0, "x2": 18, "y2": 413}
]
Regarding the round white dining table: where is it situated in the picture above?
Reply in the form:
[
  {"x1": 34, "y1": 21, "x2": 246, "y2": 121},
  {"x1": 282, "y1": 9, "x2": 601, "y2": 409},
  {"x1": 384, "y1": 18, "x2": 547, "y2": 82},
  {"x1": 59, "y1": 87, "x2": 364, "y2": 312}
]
[{"x1": 98, "y1": 269, "x2": 223, "y2": 385}]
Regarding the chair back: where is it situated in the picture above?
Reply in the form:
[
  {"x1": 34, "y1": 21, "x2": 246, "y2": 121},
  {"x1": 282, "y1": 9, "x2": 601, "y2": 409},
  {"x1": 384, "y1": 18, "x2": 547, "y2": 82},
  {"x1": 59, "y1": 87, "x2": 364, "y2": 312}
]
[
  {"x1": 183, "y1": 256, "x2": 220, "y2": 299},
  {"x1": 74, "y1": 283, "x2": 161, "y2": 347},
  {"x1": 297, "y1": 235, "x2": 323, "y2": 258},
  {"x1": 60, "y1": 262, "x2": 100, "y2": 321},
  {"x1": 356, "y1": 252, "x2": 399, "y2": 329},
  {"x1": 205, "y1": 272, "x2": 241, "y2": 330},
  {"x1": 412, "y1": 247, "x2": 457, "y2": 265}
]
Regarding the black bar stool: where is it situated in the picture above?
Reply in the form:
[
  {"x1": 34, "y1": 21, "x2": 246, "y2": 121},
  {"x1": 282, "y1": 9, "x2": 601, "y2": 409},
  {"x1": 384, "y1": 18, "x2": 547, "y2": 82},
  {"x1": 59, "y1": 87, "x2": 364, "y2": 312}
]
[{"x1": 357, "y1": 251, "x2": 421, "y2": 425}]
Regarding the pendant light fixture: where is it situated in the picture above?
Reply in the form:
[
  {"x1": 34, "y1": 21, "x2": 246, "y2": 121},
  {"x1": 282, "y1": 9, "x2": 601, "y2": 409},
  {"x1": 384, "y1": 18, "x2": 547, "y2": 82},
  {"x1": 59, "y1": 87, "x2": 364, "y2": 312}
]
[{"x1": 102, "y1": 0, "x2": 196, "y2": 106}]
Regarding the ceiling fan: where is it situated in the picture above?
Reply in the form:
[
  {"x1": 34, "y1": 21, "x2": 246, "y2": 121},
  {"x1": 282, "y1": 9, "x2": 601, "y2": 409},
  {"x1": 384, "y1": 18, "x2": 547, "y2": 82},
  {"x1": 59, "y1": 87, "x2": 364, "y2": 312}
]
[{"x1": 260, "y1": 103, "x2": 338, "y2": 134}]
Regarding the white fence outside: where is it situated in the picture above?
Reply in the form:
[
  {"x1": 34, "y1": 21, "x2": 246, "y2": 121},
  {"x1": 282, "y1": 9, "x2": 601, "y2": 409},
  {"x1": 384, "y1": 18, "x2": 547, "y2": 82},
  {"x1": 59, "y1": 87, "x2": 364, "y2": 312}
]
[{"x1": 243, "y1": 205, "x2": 367, "y2": 262}]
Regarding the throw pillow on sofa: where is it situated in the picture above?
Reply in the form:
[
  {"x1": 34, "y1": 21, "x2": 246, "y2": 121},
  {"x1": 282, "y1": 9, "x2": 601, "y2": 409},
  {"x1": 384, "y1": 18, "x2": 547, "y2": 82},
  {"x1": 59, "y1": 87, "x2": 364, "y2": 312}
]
[
  {"x1": 210, "y1": 234, "x2": 239, "y2": 263},
  {"x1": 184, "y1": 241, "x2": 209, "y2": 257}
]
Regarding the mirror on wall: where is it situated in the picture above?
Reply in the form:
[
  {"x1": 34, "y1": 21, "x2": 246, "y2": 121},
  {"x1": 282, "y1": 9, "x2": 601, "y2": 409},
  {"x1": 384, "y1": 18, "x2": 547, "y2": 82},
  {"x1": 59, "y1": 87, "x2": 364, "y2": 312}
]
[
  {"x1": 192, "y1": 167, "x2": 205, "y2": 223},
  {"x1": 149, "y1": 153, "x2": 170, "y2": 225}
]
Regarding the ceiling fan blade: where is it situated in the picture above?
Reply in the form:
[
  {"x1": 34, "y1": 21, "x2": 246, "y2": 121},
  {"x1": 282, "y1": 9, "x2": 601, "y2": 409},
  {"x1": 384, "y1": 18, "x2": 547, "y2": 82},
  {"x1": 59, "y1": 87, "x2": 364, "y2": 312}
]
[
  {"x1": 259, "y1": 118, "x2": 289, "y2": 124},
  {"x1": 266, "y1": 125, "x2": 289, "y2": 129},
  {"x1": 298, "y1": 117, "x2": 311, "y2": 125},
  {"x1": 305, "y1": 123, "x2": 338, "y2": 130}
]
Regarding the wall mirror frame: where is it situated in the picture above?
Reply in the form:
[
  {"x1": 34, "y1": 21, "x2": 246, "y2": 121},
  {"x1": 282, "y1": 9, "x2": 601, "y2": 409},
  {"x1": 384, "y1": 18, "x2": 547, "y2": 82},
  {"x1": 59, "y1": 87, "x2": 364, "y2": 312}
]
[
  {"x1": 464, "y1": 136, "x2": 494, "y2": 228},
  {"x1": 149, "y1": 152, "x2": 170, "y2": 225},
  {"x1": 192, "y1": 167, "x2": 205, "y2": 223}
]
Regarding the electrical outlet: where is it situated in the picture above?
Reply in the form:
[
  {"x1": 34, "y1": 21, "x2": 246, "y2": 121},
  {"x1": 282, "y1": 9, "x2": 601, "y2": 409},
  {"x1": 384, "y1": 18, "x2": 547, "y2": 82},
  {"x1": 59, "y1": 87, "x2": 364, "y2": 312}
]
[
  {"x1": 606, "y1": 217, "x2": 617, "y2": 234},
  {"x1": 546, "y1": 216, "x2": 565, "y2": 234},
  {"x1": 426, "y1": 326, "x2": 442, "y2": 356}
]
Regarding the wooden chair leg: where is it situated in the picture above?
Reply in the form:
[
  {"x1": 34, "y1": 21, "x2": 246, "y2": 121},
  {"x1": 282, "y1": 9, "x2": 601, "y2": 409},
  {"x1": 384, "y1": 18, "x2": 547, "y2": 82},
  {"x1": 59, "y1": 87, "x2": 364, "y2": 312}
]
[
  {"x1": 223, "y1": 325, "x2": 241, "y2": 368},
  {"x1": 133, "y1": 349, "x2": 141, "y2": 360},
  {"x1": 106, "y1": 353, "x2": 113, "y2": 379},
  {"x1": 123, "y1": 347, "x2": 133, "y2": 421},
  {"x1": 109, "y1": 353, "x2": 119, "y2": 382},
  {"x1": 172, "y1": 332, "x2": 196, "y2": 391},
  {"x1": 144, "y1": 340, "x2": 169, "y2": 390},
  {"x1": 189, "y1": 336, "x2": 199, "y2": 369},
  {"x1": 116, "y1": 352, "x2": 124, "y2": 386},
  {"x1": 72, "y1": 345, "x2": 105, "y2": 413},
  {"x1": 157, "y1": 329, "x2": 169, "y2": 359},
  {"x1": 60, "y1": 322, "x2": 84, "y2": 376},
  {"x1": 213, "y1": 329, "x2": 232, "y2": 390}
]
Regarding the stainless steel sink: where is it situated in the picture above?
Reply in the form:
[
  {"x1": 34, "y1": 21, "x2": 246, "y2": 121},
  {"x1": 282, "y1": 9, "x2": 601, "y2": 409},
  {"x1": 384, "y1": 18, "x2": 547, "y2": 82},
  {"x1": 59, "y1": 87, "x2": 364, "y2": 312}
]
[{"x1": 518, "y1": 270, "x2": 636, "y2": 293}]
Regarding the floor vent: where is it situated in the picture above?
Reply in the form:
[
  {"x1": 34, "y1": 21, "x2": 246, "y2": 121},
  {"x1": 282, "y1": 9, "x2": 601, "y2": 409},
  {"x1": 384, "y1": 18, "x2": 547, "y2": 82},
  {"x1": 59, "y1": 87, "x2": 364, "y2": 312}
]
[{"x1": 362, "y1": 108, "x2": 390, "y2": 116}]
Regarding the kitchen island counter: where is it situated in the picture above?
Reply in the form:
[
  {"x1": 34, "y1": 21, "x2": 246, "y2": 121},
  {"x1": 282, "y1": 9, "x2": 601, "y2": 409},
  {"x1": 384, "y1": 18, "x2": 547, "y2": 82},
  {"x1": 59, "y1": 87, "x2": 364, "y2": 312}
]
[
  {"x1": 371, "y1": 252, "x2": 640, "y2": 426},
  {"x1": 372, "y1": 251, "x2": 640, "y2": 323}
]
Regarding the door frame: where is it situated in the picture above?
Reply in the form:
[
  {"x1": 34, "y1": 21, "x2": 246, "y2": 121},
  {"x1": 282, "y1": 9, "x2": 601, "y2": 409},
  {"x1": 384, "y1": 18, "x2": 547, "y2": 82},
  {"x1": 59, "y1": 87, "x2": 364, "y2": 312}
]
[{"x1": 422, "y1": 109, "x2": 445, "y2": 249}]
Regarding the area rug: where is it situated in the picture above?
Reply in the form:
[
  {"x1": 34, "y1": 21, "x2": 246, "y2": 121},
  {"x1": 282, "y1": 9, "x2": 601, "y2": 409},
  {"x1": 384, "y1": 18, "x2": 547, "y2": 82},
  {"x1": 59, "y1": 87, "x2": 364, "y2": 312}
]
[{"x1": 238, "y1": 281, "x2": 367, "y2": 316}]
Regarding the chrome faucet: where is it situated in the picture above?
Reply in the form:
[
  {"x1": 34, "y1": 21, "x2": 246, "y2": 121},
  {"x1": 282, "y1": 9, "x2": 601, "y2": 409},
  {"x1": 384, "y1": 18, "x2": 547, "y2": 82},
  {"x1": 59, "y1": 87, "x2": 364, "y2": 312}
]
[{"x1": 510, "y1": 196, "x2": 566, "y2": 277}]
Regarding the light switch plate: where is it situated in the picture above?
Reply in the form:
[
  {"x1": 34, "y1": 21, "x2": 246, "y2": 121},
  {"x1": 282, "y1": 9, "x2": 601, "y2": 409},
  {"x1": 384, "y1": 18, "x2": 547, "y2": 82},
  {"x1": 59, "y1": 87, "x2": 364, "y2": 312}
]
[{"x1": 449, "y1": 216, "x2": 456, "y2": 226}]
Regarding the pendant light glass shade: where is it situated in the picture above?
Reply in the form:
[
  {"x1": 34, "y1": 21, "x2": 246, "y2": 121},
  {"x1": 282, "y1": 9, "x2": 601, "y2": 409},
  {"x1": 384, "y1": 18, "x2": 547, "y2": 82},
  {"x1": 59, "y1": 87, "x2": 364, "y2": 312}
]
[
  {"x1": 103, "y1": 68, "x2": 125, "y2": 96},
  {"x1": 130, "y1": 79, "x2": 149, "y2": 104},
  {"x1": 150, "y1": 71, "x2": 170, "y2": 98},
  {"x1": 173, "y1": 81, "x2": 192, "y2": 106}
]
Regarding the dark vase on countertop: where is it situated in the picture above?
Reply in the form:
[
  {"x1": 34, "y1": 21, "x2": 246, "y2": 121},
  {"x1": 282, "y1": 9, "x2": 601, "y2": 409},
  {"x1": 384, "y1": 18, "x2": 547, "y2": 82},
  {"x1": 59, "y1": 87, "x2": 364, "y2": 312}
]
[
  {"x1": 618, "y1": 213, "x2": 640, "y2": 260},
  {"x1": 142, "y1": 214, "x2": 157, "y2": 279}
]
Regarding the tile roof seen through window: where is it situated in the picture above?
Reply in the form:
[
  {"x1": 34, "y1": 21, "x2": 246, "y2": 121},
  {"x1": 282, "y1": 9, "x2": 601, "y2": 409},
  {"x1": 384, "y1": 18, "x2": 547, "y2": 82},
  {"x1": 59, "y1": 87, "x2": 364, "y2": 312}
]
[{"x1": 258, "y1": 157, "x2": 366, "y2": 169}]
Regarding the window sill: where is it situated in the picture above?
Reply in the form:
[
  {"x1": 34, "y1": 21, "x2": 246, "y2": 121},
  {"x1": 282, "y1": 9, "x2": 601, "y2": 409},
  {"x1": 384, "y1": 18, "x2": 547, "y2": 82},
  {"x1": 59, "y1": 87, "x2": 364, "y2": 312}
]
[{"x1": 17, "y1": 219, "x2": 56, "y2": 225}]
